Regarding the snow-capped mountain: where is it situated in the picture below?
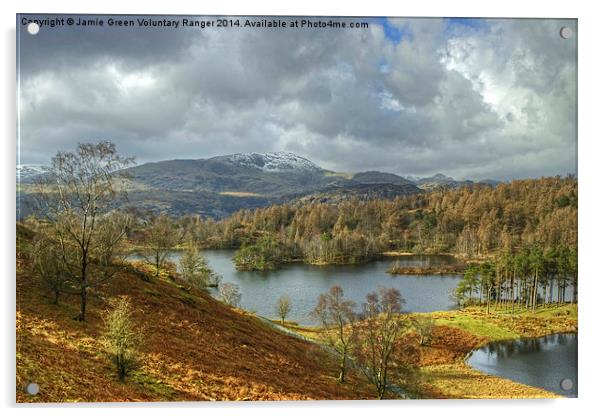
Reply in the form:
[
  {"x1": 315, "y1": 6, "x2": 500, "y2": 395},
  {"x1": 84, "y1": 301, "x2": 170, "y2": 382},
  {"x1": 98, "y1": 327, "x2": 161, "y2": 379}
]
[
  {"x1": 16, "y1": 164, "x2": 50, "y2": 183},
  {"x1": 17, "y1": 151, "x2": 497, "y2": 219},
  {"x1": 224, "y1": 152, "x2": 323, "y2": 172}
]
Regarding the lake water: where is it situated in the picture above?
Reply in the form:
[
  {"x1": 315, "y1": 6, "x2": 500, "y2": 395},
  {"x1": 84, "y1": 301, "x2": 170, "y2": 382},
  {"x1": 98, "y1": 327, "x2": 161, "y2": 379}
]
[
  {"x1": 467, "y1": 333, "x2": 578, "y2": 397},
  {"x1": 129, "y1": 249, "x2": 577, "y2": 396},
  {"x1": 174, "y1": 249, "x2": 462, "y2": 325}
]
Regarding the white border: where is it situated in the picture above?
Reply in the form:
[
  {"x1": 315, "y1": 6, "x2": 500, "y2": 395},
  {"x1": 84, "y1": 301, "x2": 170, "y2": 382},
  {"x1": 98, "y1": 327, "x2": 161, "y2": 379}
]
[{"x1": 3, "y1": 1, "x2": 601, "y2": 415}]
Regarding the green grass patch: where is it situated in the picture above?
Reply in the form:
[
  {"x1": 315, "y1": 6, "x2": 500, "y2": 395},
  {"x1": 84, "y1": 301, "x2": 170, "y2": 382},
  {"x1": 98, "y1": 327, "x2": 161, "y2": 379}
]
[
  {"x1": 131, "y1": 371, "x2": 179, "y2": 399},
  {"x1": 426, "y1": 304, "x2": 578, "y2": 343},
  {"x1": 324, "y1": 171, "x2": 354, "y2": 179},
  {"x1": 434, "y1": 315, "x2": 520, "y2": 341}
]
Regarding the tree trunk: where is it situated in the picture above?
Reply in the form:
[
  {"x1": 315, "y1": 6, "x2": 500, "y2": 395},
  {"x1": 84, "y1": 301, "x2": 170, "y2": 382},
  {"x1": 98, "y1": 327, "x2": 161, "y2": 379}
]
[
  {"x1": 510, "y1": 270, "x2": 516, "y2": 314},
  {"x1": 486, "y1": 289, "x2": 491, "y2": 314},
  {"x1": 543, "y1": 284, "x2": 547, "y2": 308},
  {"x1": 118, "y1": 354, "x2": 126, "y2": 382},
  {"x1": 572, "y1": 274, "x2": 577, "y2": 303},
  {"x1": 78, "y1": 259, "x2": 88, "y2": 321},
  {"x1": 496, "y1": 269, "x2": 501, "y2": 310},
  {"x1": 78, "y1": 284, "x2": 87, "y2": 321},
  {"x1": 531, "y1": 271, "x2": 538, "y2": 312},
  {"x1": 561, "y1": 276, "x2": 567, "y2": 303},
  {"x1": 338, "y1": 354, "x2": 346, "y2": 383},
  {"x1": 155, "y1": 252, "x2": 160, "y2": 277}
]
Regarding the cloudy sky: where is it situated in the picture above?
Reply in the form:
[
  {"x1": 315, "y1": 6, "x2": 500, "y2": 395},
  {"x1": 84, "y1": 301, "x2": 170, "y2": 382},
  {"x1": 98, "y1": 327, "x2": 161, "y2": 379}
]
[{"x1": 17, "y1": 15, "x2": 577, "y2": 180}]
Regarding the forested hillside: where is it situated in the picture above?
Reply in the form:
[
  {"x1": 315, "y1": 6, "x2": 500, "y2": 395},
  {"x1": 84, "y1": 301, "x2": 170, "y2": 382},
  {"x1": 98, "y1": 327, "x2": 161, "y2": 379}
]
[{"x1": 181, "y1": 177, "x2": 576, "y2": 269}]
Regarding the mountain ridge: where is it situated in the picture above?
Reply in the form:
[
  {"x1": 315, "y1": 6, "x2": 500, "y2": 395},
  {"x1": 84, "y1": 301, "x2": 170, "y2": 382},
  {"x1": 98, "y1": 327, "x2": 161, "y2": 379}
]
[{"x1": 17, "y1": 152, "x2": 501, "y2": 218}]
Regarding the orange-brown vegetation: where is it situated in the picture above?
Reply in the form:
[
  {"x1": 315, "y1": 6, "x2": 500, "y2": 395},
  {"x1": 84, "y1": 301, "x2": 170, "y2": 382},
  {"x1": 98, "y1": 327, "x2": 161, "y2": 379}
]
[
  {"x1": 397, "y1": 307, "x2": 577, "y2": 399},
  {"x1": 408, "y1": 324, "x2": 558, "y2": 399},
  {"x1": 205, "y1": 176, "x2": 577, "y2": 264},
  {"x1": 387, "y1": 264, "x2": 466, "y2": 275},
  {"x1": 16, "y1": 246, "x2": 372, "y2": 402}
]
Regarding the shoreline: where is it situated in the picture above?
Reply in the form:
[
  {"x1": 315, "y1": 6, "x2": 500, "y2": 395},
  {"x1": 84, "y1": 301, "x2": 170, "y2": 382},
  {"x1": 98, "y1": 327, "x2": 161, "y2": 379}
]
[
  {"x1": 126, "y1": 246, "x2": 474, "y2": 275},
  {"x1": 406, "y1": 305, "x2": 577, "y2": 398},
  {"x1": 387, "y1": 266, "x2": 466, "y2": 276},
  {"x1": 284, "y1": 304, "x2": 577, "y2": 399}
]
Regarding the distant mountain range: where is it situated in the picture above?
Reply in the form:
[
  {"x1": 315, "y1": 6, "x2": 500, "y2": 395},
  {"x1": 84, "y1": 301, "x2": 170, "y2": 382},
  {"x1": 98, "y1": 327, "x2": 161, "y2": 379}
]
[
  {"x1": 17, "y1": 152, "x2": 500, "y2": 218},
  {"x1": 16, "y1": 164, "x2": 50, "y2": 184}
]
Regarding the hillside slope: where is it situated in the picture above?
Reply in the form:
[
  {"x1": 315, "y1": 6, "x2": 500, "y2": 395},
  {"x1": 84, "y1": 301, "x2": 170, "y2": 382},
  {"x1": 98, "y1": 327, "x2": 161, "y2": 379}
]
[
  {"x1": 16, "y1": 232, "x2": 371, "y2": 402},
  {"x1": 292, "y1": 183, "x2": 422, "y2": 205},
  {"x1": 124, "y1": 152, "x2": 331, "y2": 196}
]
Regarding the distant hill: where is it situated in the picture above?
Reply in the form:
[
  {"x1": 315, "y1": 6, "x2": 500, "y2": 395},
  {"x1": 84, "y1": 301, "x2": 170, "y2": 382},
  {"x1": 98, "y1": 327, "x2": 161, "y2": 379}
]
[
  {"x1": 17, "y1": 153, "x2": 503, "y2": 219},
  {"x1": 17, "y1": 164, "x2": 50, "y2": 184},
  {"x1": 293, "y1": 183, "x2": 421, "y2": 205},
  {"x1": 478, "y1": 178, "x2": 502, "y2": 186},
  {"x1": 413, "y1": 173, "x2": 500, "y2": 190},
  {"x1": 414, "y1": 173, "x2": 469, "y2": 190},
  {"x1": 124, "y1": 189, "x2": 277, "y2": 219},
  {"x1": 124, "y1": 152, "x2": 332, "y2": 196},
  {"x1": 352, "y1": 171, "x2": 415, "y2": 186}
]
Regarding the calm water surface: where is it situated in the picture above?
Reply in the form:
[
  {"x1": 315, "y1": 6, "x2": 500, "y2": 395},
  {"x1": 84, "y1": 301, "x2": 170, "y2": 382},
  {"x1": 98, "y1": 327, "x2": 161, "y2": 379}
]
[
  {"x1": 131, "y1": 249, "x2": 577, "y2": 395},
  {"x1": 468, "y1": 333, "x2": 578, "y2": 397},
  {"x1": 183, "y1": 250, "x2": 461, "y2": 325}
]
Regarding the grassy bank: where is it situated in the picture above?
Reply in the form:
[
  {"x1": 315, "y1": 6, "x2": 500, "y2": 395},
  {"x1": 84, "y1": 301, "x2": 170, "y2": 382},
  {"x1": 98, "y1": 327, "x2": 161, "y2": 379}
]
[
  {"x1": 287, "y1": 304, "x2": 577, "y2": 399},
  {"x1": 403, "y1": 304, "x2": 577, "y2": 399},
  {"x1": 387, "y1": 264, "x2": 466, "y2": 275},
  {"x1": 16, "y1": 259, "x2": 373, "y2": 402}
]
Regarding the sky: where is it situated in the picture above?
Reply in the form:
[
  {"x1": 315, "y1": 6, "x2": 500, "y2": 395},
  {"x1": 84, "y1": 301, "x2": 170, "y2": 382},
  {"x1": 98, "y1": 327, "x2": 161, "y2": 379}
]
[{"x1": 17, "y1": 15, "x2": 577, "y2": 181}]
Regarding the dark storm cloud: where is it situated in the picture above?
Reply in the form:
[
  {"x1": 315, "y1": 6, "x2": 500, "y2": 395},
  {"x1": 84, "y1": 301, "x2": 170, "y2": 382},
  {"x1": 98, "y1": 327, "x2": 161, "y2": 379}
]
[
  {"x1": 17, "y1": 15, "x2": 577, "y2": 180},
  {"x1": 18, "y1": 14, "x2": 197, "y2": 76}
]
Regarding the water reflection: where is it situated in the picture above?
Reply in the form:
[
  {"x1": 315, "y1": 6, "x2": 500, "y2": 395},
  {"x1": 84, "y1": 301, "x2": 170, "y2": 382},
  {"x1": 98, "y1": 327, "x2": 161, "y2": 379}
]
[
  {"x1": 131, "y1": 250, "x2": 462, "y2": 325},
  {"x1": 468, "y1": 333, "x2": 577, "y2": 397}
]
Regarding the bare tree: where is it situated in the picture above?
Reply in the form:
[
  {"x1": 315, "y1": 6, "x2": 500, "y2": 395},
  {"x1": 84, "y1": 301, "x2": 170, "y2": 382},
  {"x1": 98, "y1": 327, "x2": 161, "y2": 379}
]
[
  {"x1": 32, "y1": 141, "x2": 133, "y2": 321},
  {"x1": 219, "y1": 282, "x2": 241, "y2": 307},
  {"x1": 312, "y1": 285, "x2": 357, "y2": 383},
  {"x1": 29, "y1": 235, "x2": 71, "y2": 304},
  {"x1": 354, "y1": 287, "x2": 409, "y2": 399},
  {"x1": 413, "y1": 315, "x2": 435, "y2": 346},
  {"x1": 275, "y1": 295, "x2": 292, "y2": 325},
  {"x1": 140, "y1": 213, "x2": 184, "y2": 278},
  {"x1": 179, "y1": 243, "x2": 219, "y2": 288},
  {"x1": 102, "y1": 297, "x2": 142, "y2": 382}
]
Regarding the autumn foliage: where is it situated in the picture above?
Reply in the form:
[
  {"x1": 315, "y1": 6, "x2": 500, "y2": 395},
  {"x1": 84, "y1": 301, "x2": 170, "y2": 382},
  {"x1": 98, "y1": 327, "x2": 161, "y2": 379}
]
[{"x1": 16, "y1": 225, "x2": 372, "y2": 402}]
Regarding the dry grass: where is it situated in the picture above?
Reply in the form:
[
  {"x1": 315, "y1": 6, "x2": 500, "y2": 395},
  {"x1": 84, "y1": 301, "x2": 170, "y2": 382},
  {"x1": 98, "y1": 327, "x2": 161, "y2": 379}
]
[
  {"x1": 16, "y1": 247, "x2": 373, "y2": 402},
  {"x1": 428, "y1": 305, "x2": 578, "y2": 341},
  {"x1": 399, "y1": 306, "x2": 577, "y2": 399},
  {"x1": 324, "y1": 172, "x2": 354, "y2": 180},
  {"x1": 381, "y1": 251, "x2": 418, "y2": 256},
  {"x1": 15, "y1": 224, "x2": 577, "y2": 401},
  {"x1": 278, "y1": 301, "x2": 577, "y2": 399},
  {"x1": 416, "y1": 363, "x2": 558, "y2": 399},
  {"x1": 387, "y1": 264, "x2": 466, "y2": 275}
]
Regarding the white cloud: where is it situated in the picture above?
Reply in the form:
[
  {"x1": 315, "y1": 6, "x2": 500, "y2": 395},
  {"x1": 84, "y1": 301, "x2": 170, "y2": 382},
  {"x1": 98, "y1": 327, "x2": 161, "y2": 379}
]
[{"x1": 18, "y1": 16, "x2": 577, "y2": 180}]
